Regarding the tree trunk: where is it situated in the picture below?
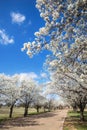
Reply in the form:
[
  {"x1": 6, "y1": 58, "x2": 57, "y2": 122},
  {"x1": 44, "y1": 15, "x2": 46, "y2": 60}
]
[
  {"x1": 77, "y1": 99, "x2": 86, "y2": 121},
  {"x1": 48, "y1": 107, "x2": 51, "y2": 112},
  {"x1": 9, "y1": 104, "x2": 14, "y2": 118},
  {"x1": 37, "y1": 106, "x2": 39, "y2": 113},
  {"x1": 24, "y1": 105, "x2": 28, "y2": 117},
  {"x1": 80, "y1": 109, "x2": 84, "y2": 121},
  {"x1": 73, "y1": 106, "x2": 78, "y2": 112}
]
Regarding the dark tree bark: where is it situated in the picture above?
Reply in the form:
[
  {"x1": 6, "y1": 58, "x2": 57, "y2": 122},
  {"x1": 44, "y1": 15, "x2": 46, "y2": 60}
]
[
  {"x1": 48, "y1": 106, "x2": 51, "y2": 112},
  {"x1": 78, "y1": 100, "x2": 86, "y2": 121},
  {"x1": 9, "y1": 104, "x2": 14, "y2": 118},
  {"x1": 79, "y1": 103, "x2": 85, "y2": 121},
  {"x1": 24, "y1": 104, "x2": 29, "y2": 117},
  {"x1": 72, "y1": 103, "x2": 78, "y2": 112},
  {"x1": 36, "y1": 106, "x2": 39, "y2": 113},
  {"x1": 80, "y1": 108, "x2": 84, "y2": 121}
]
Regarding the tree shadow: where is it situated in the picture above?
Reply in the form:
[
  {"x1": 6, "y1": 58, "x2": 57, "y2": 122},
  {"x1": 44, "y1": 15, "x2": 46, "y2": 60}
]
[
  {"x1": 28, "y1": 112, "x2": 57, "y2": 119},
  {"x1": 0, "y1": 112, "x2": 56, "y2": 129}
]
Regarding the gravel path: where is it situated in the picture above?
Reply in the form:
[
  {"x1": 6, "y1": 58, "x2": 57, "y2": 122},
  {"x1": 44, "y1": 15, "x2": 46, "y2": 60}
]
[{"x1": 0, "y1": 109, "x2": 68, "y2": 130}]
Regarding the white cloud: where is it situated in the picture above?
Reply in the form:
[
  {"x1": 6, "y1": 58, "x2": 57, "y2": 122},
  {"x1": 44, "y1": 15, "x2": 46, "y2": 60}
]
[
  {"x1": 40, "y1": 73, "x2": 47, "y2": 78},
  {"x1": 11, "y1": 12, "x2": 26, "y2": 24},
  {"x1": 0, "y1": 29, "x2": 14, "y2": 45}
]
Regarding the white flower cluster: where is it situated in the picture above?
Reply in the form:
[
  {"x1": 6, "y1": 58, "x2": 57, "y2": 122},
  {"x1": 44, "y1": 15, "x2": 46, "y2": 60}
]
[{"x1": 22, "y1": 0, "x2": 87, "y2": 59}]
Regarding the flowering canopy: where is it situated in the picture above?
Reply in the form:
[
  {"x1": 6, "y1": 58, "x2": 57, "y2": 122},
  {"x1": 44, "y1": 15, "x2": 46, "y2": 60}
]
[{"x1": 22, "y1": 0, "x2": 87, "y2": 58}]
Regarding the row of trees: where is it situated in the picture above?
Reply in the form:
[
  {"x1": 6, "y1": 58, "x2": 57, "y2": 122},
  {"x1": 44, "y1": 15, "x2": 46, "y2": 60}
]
[
  {"x1": 45, "y1": 40, "x2": 87, "y2": 121},
  {"x1": 21, "y1": 0, "x2": 87, "y2": 121},
  {"x1": 0, "y1": 73, "x2": 44, "y2": 118},
  {"x1": 0, "y1": 73, "x2": 64, "y2": 118}
]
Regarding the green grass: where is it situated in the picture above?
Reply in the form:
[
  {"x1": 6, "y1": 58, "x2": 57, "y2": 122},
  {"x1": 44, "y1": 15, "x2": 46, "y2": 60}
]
[
  {"x1": 63, "y1": 110, "x2": 87, "y2": 130},
  {"x1": 63, "y1": 127, "x2": 69, "y2": 130},
  {"x1": 75, "y1": 125, "x2": 87, "y2": 130},
  {"x1": 0, "y1": 106, "x2": 46, "y2": 123}
]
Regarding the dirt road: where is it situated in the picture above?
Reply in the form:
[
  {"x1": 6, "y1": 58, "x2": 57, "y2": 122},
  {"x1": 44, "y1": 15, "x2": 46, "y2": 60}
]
[{"x1": 0, "y1": 109, "x2": 68, "y2": 130}]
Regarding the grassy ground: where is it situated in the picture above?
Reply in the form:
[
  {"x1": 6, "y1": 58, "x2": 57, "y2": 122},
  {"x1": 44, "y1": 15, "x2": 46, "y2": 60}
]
[
  {"x1": 0, "y1": 106, "x2": 46, "y2": 122},
  {"x1": 63, "y1": 110, "x2": 87, "y2": 130}
]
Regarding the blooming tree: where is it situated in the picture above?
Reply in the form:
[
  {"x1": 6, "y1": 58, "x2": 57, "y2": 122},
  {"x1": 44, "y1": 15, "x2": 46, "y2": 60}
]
[
  {"x1": 19, "y1": 78, "x2": 42, "y2": 117},
  {"x1": 21, "y1": 0, "x2": 87, "y2": 120},
  {"x1": 22, "y1": 0, "x2": 87, "y2": 58},
  {"x1": 45, "y1": 38, "x2": 87, "y2": 120},
  {"x1": 0, "y1": 74, "x2": 19, "y2": 118},
  {"x1": 47, "y1": 71, "x2": 87, "y2": 120},
  {"x1": 33, "y1": 94, "x2": 47, "y2": 113}
]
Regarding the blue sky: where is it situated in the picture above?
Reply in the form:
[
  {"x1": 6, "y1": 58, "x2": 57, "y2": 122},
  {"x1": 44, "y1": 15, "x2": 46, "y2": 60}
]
[{"x1": 0, "y1": 0, "x2": 50, "y2": 78}]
